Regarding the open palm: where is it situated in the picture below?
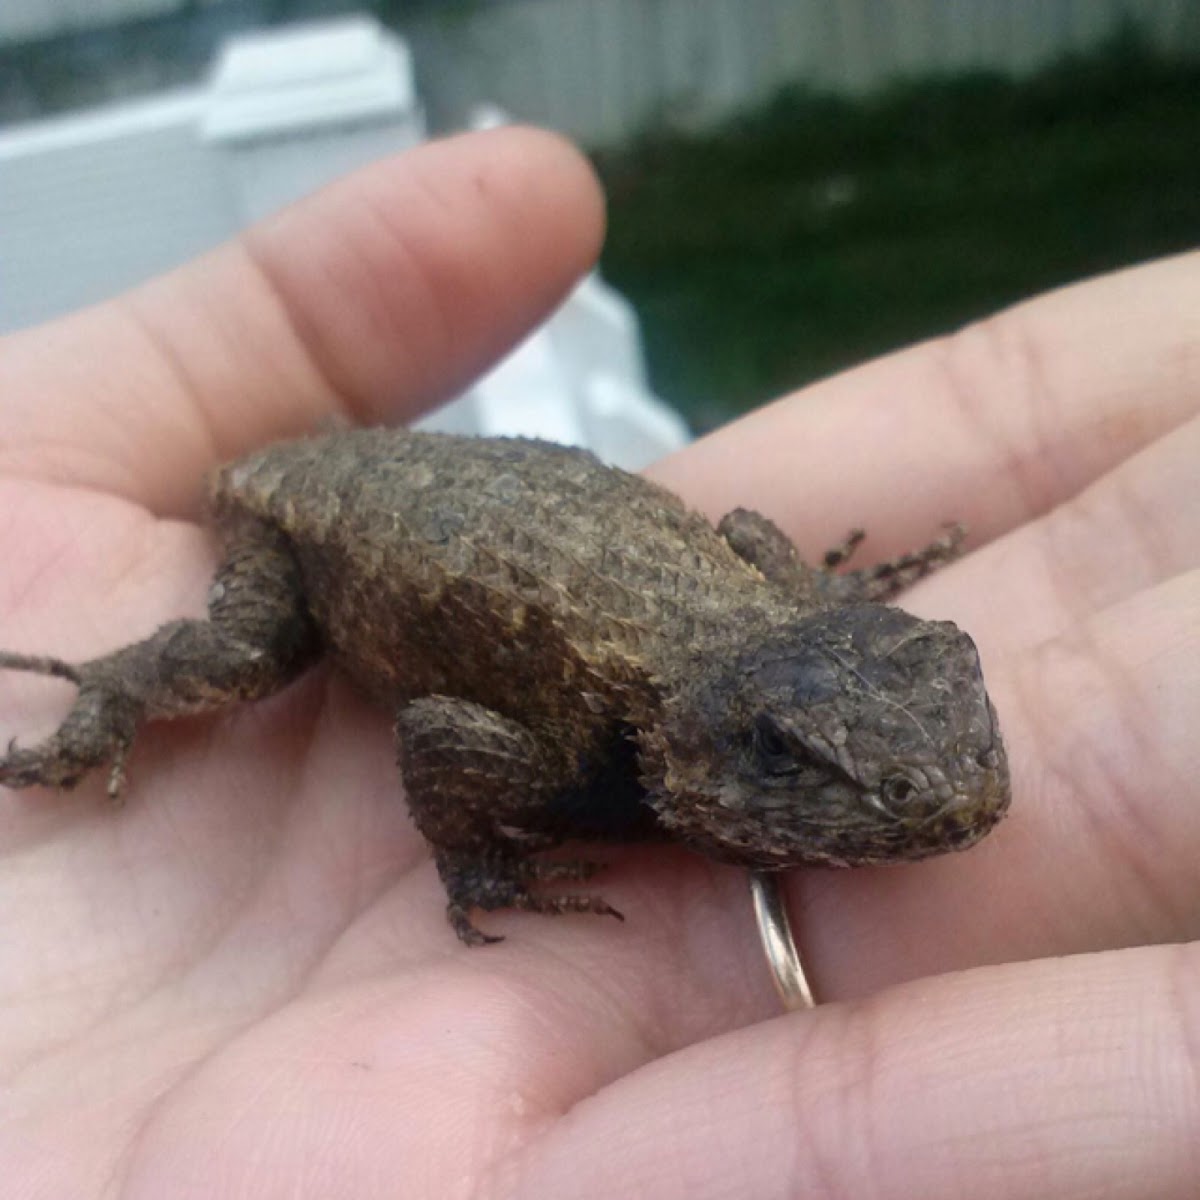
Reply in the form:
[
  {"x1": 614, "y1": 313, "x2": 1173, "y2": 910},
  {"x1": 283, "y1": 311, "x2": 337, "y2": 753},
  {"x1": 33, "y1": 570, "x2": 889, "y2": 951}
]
[{"x1": 2, "y1": 130, "x2": 1197, "y2": 1199}]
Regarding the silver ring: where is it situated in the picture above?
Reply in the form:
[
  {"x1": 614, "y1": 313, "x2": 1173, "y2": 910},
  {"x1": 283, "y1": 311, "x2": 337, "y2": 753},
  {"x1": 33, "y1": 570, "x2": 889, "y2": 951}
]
[{"x1": 749, "y1": 870, "x2": 817, "y2": 1010}]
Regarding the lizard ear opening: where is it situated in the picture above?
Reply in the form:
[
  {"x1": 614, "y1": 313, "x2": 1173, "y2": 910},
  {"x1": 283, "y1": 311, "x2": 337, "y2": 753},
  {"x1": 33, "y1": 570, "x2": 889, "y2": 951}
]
[{"x1": 880, "y1": 772, "x2": 919, "y2": 810}]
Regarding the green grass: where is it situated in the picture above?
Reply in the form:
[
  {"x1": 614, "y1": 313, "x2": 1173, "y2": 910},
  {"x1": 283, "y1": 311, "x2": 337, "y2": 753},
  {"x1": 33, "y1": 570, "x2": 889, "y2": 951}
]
[{"x1": 594, "y1": 39, "x2": 1200, "y2": 427}]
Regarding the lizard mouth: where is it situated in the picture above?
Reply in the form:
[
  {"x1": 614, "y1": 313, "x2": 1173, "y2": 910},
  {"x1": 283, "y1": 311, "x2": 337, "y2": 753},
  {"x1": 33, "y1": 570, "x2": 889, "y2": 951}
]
[
  {"x1": 915, "y1": 718, "x2": 1011, "y2": 852},
  {"x1": 938, "y1": 809, "x2": 1002, "y2": 850},
  {"x1": 924, "y1": 772, "x2": 1011, "y2": 852}
]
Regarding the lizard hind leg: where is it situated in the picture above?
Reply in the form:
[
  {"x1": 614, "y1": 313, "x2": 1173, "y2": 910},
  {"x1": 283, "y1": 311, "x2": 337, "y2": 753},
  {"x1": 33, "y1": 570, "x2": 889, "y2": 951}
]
[
  {"x1": 0, "y1": 518, "x2": 319, "y2": 801},
  {"x1": 717, "y1": 507, "x2": 967, "y2": 605},
  {"x1": 396, "y1": 696, "x2": 621, "y2": 946}
]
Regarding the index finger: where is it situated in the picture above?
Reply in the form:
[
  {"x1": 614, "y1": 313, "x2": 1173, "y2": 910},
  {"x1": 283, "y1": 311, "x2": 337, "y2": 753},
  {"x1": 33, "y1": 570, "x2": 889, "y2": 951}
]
[
  {"x1": 651, "y1": 250, "x2": 1200, "y2": 558},
  {"x1": 0, "y1": 127, "x2": 605, "y2": 517}
]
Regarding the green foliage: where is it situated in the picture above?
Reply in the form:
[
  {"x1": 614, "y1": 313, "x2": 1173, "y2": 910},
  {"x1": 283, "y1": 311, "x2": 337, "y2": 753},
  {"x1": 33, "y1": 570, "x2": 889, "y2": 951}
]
[{"x1": 595, "y1": 42, "x2": 1200, "y2": 426}]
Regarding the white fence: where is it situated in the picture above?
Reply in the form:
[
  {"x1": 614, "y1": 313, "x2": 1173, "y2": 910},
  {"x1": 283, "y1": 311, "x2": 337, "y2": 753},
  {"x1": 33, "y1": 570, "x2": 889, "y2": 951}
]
[
  {"x1": 407, "y1": 0, "x2": 1200, "y2": 146},
  {"x1": 4, "y1": 1, "x2": 1199, "y2": 147},
  {"x1": 0, "y1": 20, "x2": 424, "y2": 329}
]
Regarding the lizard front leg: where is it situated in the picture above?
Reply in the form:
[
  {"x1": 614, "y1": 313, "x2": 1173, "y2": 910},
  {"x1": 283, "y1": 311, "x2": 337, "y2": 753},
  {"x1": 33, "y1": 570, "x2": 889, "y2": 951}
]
[
  {"x1": 832, "y1": 523, "x2": 965, "y2": 602},
  {"x1": 396, "y1": 696, "x2": 623, "y2": 945},
  {"x1": 718, "y1": 507, "x2": 965, "y2": 605},
  {"x1": 0, "y1": 518, "x2": 319, "y2": 799}
]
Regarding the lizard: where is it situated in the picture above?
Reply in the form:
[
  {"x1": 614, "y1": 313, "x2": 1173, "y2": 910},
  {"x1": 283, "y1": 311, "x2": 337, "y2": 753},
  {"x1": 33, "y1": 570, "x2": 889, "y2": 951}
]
[{"x1": 0, "y1": 427, "x2": 1010, "y2": 944}]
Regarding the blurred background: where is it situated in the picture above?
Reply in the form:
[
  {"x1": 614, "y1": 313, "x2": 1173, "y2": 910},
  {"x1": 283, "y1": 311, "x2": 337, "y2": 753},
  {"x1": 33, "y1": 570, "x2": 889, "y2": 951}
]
[{"x1": 2, "y1": 0, "x2": 1198, "y2": 435}]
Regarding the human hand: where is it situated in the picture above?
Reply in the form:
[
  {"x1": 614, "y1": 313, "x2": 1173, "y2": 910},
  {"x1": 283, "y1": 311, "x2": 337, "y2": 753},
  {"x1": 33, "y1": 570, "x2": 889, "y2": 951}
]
[
  {"x1": 644, "y1": 247, "x2": 1200, "y2": 1196},
  {"x1": 1, "y1": 126, "x2": 1197, "y2": 1198}
]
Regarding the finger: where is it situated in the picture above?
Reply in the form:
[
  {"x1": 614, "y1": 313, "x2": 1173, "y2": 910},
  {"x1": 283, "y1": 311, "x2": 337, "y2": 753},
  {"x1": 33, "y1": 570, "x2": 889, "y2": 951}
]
[
  {"x1": 907, "y1": 411, "x2": 1200, "y2": 655},
  {"x1": 0, "y1": 127, "x2": 604, "y2": 517},
  {"x1": 651, "y1": 250, "x2": 1200, "y2": 559},
  {"x1": 506, "y1": 944, "x2": 1200, "y2": 1200}
]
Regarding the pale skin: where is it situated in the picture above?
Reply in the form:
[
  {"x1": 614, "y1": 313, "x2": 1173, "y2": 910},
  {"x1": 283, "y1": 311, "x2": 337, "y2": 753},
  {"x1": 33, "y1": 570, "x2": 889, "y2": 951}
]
[{"x1": 1, "y1": 127, "x2": 1197, "y2": 1199}]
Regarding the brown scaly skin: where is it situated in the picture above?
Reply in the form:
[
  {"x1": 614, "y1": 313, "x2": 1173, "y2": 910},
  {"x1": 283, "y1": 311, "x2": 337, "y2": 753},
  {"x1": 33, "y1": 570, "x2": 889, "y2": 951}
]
[{"x1": 0, "y1": 428, "x2": 1009, "y2": 945}]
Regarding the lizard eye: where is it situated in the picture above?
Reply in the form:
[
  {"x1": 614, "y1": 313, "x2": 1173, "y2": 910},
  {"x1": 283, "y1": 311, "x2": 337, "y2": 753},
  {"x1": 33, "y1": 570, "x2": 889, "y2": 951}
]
[
  {"x1": 749, "y1": 715, "x2": 834, "y2": 788},
  {"x1": 752, "y1": 715, "x2": 801, "y2": 776},
  {"x1": 753, "y1": 713, "x2": 787, "y2": 755}
]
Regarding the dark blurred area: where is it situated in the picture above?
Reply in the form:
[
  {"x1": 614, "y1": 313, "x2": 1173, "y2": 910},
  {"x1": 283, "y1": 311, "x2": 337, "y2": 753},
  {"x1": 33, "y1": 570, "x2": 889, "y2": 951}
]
[{"x1": 596, "y1": 34, "x2": 1200, "y2": 427}]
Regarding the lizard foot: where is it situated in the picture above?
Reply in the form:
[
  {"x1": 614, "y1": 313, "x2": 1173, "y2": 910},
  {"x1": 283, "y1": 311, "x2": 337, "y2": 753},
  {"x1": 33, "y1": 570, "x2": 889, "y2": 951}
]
[
  {"x1": 0, "y1": 652, "x2": 141, "y2": 800},
  {"x1": 830, "y1": 523, "x2": 968, "y2": 603},
  {"x1": 436, "y1": 850, "x2": 621, "y2": 946}
]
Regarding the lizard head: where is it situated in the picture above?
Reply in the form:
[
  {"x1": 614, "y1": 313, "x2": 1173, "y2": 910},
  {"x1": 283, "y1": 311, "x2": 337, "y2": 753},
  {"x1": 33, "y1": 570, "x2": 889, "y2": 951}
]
[{"x1": 643, "y1": 603, "x2": 1009, "y2": 868}]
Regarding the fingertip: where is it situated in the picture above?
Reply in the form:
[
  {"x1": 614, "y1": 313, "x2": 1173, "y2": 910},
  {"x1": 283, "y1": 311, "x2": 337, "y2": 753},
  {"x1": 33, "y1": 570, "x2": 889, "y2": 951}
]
[
  {"x1": 480, "y1": 124, "x2": 607, "y2": 259},
  {"x1": 243, "y1": 125, "x2": 607, "y2": 430}
]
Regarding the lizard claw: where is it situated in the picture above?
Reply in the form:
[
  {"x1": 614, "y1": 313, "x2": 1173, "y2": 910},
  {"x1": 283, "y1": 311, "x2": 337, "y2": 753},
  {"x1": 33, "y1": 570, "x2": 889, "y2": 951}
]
[
  {"x1": 0, "y1": 658, "x2": 140, "y2": 796},
  {"x1": 447, "y1": 903, "x2": 505, "y2": 946}
]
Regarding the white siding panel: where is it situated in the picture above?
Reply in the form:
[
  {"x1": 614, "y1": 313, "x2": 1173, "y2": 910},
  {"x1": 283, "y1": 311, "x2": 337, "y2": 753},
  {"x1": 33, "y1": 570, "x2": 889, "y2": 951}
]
[
  {"x1": 0, "y1": 102, "x2": 233, "y2": 328},
  {"x1": 1, "y1": 0, "x2": 184, "y2": 41}
]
